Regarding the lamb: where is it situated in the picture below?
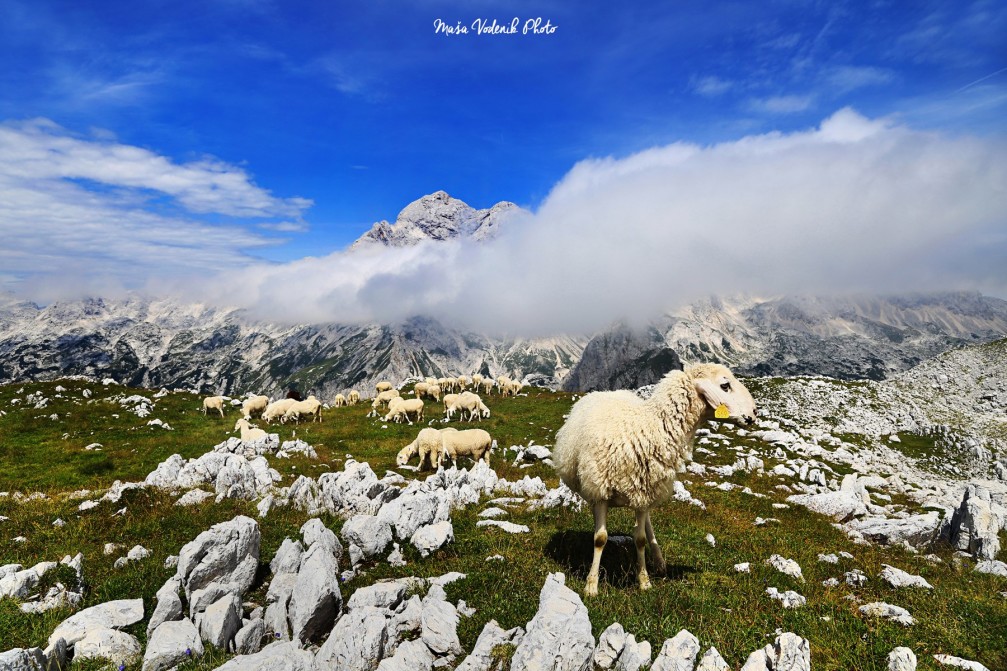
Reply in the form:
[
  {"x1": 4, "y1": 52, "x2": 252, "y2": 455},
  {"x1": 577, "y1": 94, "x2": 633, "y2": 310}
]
[
  {"x1": 234, "y1": 418, "x2": 268, "y2": 442},
  {"x1": 375, "y1": 381, "x2": 393, "y2": 393},
  {"x1": 332, "y1": 394, "x2": 346, "y2": 407},
  {"x1": 552, "y1": 363, "x2": 757, "y2": 597},
  {"x1": 202, "y1": 396, "x2": 226, "y2": 418},
  {"x1": 262, "y1": 398, "x2": 297, "y2": 423},
  {"x1": 347, "y1": 390, "x2": 361, "y2": 405},
  {"x1": 282, "y1": 396, "x2": 322, "y2": 423},
  {"x1": 368, "y1": 389, "x2": 401, "y2": 417},
  {"x1": 440, "y1": 428, "x2": 494, "y2": 468},
  {"x1": 241, "y1": 395, "x2": 269, "y2": 419},
  {"x1": 383, "y1": 397, "x2": 424, "y2": 425}
]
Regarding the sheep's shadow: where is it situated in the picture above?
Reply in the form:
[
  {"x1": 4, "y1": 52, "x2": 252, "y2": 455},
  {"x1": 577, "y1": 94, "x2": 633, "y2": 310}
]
[{"x1": 545, "y1": 531, "x2": 697, "y2": 588}]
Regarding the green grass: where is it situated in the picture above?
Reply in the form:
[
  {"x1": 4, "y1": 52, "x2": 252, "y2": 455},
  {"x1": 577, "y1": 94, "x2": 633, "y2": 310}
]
[{"x1": 1, "y1": 379, "x2": 1005, "y2": 669}]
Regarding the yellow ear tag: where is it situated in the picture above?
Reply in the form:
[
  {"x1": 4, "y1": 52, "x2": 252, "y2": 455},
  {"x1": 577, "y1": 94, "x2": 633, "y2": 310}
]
[{"x1": 714, "y1": 404, "x2": 730, "y2": 419}]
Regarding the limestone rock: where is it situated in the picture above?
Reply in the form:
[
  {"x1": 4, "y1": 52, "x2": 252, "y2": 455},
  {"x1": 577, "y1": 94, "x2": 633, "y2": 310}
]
[
  {"x1": 176, "y1": 515, "x2": 260, "y2": 602},
  {"x1": 346, "y1": 582, "x2": 407, "y2": 612},
  {"x1": 234, "y1": 618, "x2": 265, "y2": 655},
  {"x1": 48, "y1": 598, "x2": 144, "y2": 647},
  {"x1": 859, "y1": 602, "x2": 915, "y2": 626},
  {"x1": 846, "y1": 512, "x2": 943, "y2": 549},
  {"x1": 215, "y1": 641, "x2": 315, "y2": 671},
  {"x1": 288, "y1": 542, "x2": 342, "y2": 643},
  {"x1": 455, "y1": 619, "x2": 524, "y2": 671},
  {"x1": 766, "y1": 587, "x2": 806, "y2": 609},
  {"x1": 511, "y1": 573, "x2": 595, "y2": 671},
  {"x1": 198, "y1": 592, "x2": 242, "y2": 650},
  {"x1": 888, "y1": 647, "x2": 917, "y2": 671},
  {"x1": 411, "y1": 520, "x2": 454, "y2": 557},
  {"x1": 932, "y1": 654, "x2": 991, "y2": 671},
  {"x1": 72, "y1": 628, "x2": 141, "y2": 666},
  {"x1": 651, "y1": 628, "x2": 700, "y2": 671},
  {"x1": 375, "y1": 638, "x2": 435, "y2": 671},
  {"x1": 312, "y1": 606, "x2": 389, "y2": 671},
  {"x1": 948, "y1": 484, "x2": 1004, "y2": 560},
  {"x1": 342, "y1": 514, "x2": 394, "y2": 558},
  {"x1": 766, "y1": 555, "x2": 804, "y2": 581},
  {"x1": 142, "y1": 618, "x2": 203, "y2": 671},
  {"x1": 696, "y1": 647, "x2": 730, "y2": 671},
  {"x1": 974, "y1": 559, "x2": 1007, "y2": 576},
  {"x1": 421, "y1": 591, "x2": 462, "y2": 656},
  {"x1": 0, "y1": 648, "x2": 46, "y2": 671},
  {"x1": 880, "y1": 565, "x2": 933, "y2": 590}
]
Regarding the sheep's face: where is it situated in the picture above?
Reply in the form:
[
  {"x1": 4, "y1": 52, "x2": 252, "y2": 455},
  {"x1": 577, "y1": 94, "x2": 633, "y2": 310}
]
[{"x1": 692, "y1": 364, "x2": 757, "y2": 426}]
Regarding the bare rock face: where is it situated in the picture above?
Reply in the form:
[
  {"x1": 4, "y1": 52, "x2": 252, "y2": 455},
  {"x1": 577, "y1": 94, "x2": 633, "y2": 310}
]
[
  {"x1": 562, "y1": 323, "x2": 682, "y2": 392},
  {"x1": 510, "y1": 572, "x2": 595, "y2": 671},
  {"x1": 947, "y1": 484, "x2": 1004, "y2": 560}
]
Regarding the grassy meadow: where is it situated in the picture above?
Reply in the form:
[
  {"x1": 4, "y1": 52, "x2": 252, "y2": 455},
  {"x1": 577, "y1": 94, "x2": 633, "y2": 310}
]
[{"x1": 0, "y1": 378, "x2": 1004, "y2": 669}]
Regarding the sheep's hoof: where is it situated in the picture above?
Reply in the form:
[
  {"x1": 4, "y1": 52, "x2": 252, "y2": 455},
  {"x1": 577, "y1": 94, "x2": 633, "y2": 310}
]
[
  {"x1": 584, "y1": 583, "x2": 598, "y2": 597},
  {"x1": 639, "y1": 576, "x2": 652, "y2": 591},
  {"x1": 653, "y1": 559, "x2": 667, "y2": 574}
]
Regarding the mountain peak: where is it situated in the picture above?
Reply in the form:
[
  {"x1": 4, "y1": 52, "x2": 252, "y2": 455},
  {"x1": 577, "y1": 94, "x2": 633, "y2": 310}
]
[{"x1": 350, "y1": 191, "x2": 525, "y2": 249}]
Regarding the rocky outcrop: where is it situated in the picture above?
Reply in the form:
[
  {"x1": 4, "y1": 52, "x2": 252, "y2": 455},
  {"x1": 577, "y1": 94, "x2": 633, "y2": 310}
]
[
  {"x1": 562, "y1": 323, "x2": 681, "y2": 392},
  {"x1": 510, "y1": 572, "x2": 595, "y2": 671}
]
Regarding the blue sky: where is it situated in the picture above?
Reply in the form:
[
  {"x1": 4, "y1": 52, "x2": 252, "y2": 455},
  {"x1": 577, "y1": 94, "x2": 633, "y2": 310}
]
[{"x1": 0, "y1": 0, "x2": 1005, "y2": 326}]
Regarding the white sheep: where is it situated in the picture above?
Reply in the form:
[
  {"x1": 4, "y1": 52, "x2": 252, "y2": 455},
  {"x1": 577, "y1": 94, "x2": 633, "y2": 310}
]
[
  {"x1": 471, "y1": 373, "x2": 484, "y2": 387},
  {"x1": 479, "y1": 379, "x2": 494, "y2": 395},
  {"x1": 440, "y1": 428, "x2": 494, "y2": 468},
  {"x1": 332, "y1": 394, "x2": 347, "y2": 407},
  {"x1": 368, "y1": 389, "x2": 401, "y2": 417},
  {"x1": 375, "y1": 381, "x2": 393, "y2": 393},
  {"x1": 234, "y1": 418, "x2": 267, "y2": 442},
  {"x1": 413, "y1": 382, "x2": 429, "y2": 398},
  {"x1": 347, "y1": 390, "x2": 361, "y2": 405},
  {"x1": 202, "y1": 395, "x2": 226, "y2": 418},
  {"x1": 457, "y1": 375, "x2": 471, "y2": 390},
  {"x1": 282, "y1": 396, "x2": 322, "y2": 423},
  {"x1": 501, "y1": 380, "x2": 524, "y2": 397},
  {"x1": 397, "y1": 427, "x2": 446, "y2": 470},
  {"x1": 447, "y1": 391, "x2": 490, "y2": 422},
  {"x1": 552, "y1": 363, "x2": 757, "y2": 597},
  {"x1": 441, "y1": 393, "x2": 460, "y2": 419},
  {"x1": 262, "y1": 398, "x2": 297, "y2": 423},
  {"x1": 421, "y1": 384, "x2": 441, "y2": 402},
  {"x1": 383, "y1": 397, "x2": 424, "y2": 425},
  {"x1": 241, "y1": 395, "x2": 269, "y2": 419}
]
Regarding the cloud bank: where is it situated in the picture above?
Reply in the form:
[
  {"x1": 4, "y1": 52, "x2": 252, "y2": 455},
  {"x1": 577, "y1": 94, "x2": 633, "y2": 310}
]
[
  {"x1": 8, "y1": 110, "x2": 1007, "y2": 335},
  {"x1": 191, "y1": 108, "x2": 1006, "y2": 335},
  {"x1": 0, "y1": 118, "x2": 310, "y2": 301}
]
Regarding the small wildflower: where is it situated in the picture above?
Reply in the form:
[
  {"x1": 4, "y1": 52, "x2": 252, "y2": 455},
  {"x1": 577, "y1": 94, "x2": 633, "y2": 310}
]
[
  {"x1": 185, "y1": 648, "x2": 192, "y2": 656},
  {"x1": 275, "y1": 631, "x2": 281, "y2": 638}
]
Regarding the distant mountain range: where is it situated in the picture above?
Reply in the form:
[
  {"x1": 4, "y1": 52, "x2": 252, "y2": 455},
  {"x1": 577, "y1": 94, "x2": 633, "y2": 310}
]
[{"x1": 2, "y1": 191, "x2": 1005, "y2": 395}]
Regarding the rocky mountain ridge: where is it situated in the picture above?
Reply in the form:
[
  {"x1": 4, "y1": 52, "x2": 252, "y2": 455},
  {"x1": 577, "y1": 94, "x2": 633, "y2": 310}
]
[{"x1": 350, "y1": 191, "x2": 525, "y2": 249}]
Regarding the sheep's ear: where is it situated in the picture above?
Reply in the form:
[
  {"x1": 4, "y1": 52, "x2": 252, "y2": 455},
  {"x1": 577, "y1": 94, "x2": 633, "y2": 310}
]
[{"x1": 693, "y1": 377, "x2": 724, "y2": 411}]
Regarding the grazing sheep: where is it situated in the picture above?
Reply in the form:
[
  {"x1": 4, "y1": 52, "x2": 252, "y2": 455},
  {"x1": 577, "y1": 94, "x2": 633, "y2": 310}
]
[
  {"x1": 282, "y1": 396, "x2": 322, "y2": 423},
  {"x1": 440, "y1": 428, "x2": 494, "y2": 468},
  {"x1": 397, "y1": 427, "x2": 446, "y2": 470},
  {"x1": 502, "y1": 380, "x2": 524, "y2": 397},
  {"x1": 241, "y1": 395, "x2": 269, "y2": 419},
  {"x1": 413, "y1": 382, "x2": 430, "y2": 398},
  {"x1": 383, "y1": 397, "x2": 425, "y2": 425},
  {"x1": 333, "y1": 394, "x2": 347, "y2": 407},
  {"x1": 447, "y1": 391, "x2": 490, "y2": 422},
  {"x1": 368, "y1": 389, "x2": 401, "y2": 417},
  {"x1": 441, "y1": 393, "x2": 460, "y2": 419},
  {"x1": 202, "y1": 396, "x2": 226, "y2": 418},
  {"x1": 234, "y1": 418, "x2": 267, "y2": 442},
  {"x1": 457, "y1": 375, "x2": 471, "y2": 390},
  {"x1": 376, "y1": 381, "x2": 393, "y2": 393},
  {"x1": 479, "y1": 379, "x2": 494, "y2": 395},
  {"x1": 347, "y1": 390, "x2": 361, "y2": 405},
  {"x1": 421, "y1": 384, "x2": 441, "y2": 402},
  {"x1": 262, "y1": 398, "x2": 297, "y2": 423},
  {"x1": 472, "y1": 373, "x2": 484, "y2": 387},
  {"x1": 553, "y1": 363, "x2": 757, "y2": 597}
]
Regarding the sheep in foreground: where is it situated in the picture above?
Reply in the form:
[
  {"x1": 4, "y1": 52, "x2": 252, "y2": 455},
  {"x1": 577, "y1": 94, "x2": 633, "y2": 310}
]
[
  {"x1": 262, "y1": 398, "x2": 296, "y2": 423},
  {"x1": 553, "y1": 363, "x2": 757, "y2": 597},
  {"x1": 397, "y1": 427, "x2": 446, "y2": 470},
  {"x1": 234, "y1": 418, "x2": 267, "y2": 442},
  {"x1": 384, "y1": 397, "x2": 424, "y2": 425},
  {"x1": 440, "y1": 428, "x2": 494, "y2": 468},
  {"x1": 241, "y1": 395, "x2": 269, "y2": 419},
  {"x1": 202, "y1": 396, "x2": 226, "y2": 418},
  {"x1": 347, "y1": 390, "x2": 360, "y2": 405},
  {"x1": 282, "y1": 396, "x2": 322, "y2": 423}
]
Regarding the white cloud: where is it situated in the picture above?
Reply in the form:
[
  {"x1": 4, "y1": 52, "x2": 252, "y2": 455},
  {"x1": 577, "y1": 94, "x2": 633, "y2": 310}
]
[
  {"x1": 827, "y1": 65, "x2": 894, "y2": 93},
  {"x1": 0, "y1": 118, "x2": 310, "y2": 297},
  {"x1": 691, "y1": 75, "x2": 733, "y2": 97},
  {"x1": 193, "y1": 108, "x2": 1007, "y2": 335},
  {"x1": 747, "y1": 94, "x2": 814, "y2": 114}
]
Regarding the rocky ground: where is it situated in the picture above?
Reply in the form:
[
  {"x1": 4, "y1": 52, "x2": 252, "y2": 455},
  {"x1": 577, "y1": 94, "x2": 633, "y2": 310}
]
[{"x1": 1, "y1": 343, "x2": 1006, "y2": 670}]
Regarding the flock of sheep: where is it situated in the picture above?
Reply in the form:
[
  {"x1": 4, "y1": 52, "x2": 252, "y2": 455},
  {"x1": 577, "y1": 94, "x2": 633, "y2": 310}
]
[{"x1": 202, "y1": 363, "x2": 759, "y2": 598}]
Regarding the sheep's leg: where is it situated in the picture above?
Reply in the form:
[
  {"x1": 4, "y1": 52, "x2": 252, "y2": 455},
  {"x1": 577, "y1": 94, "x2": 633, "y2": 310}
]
[
  {"x1": 644, "y1": 512, "x2": 666, "y2": 574},
  {"x1": 585, "y1": 501, "x2": 608, "y2": 597},
  {"x1": 634, "y1": 508, "x2": 652, "y2": 591}
]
